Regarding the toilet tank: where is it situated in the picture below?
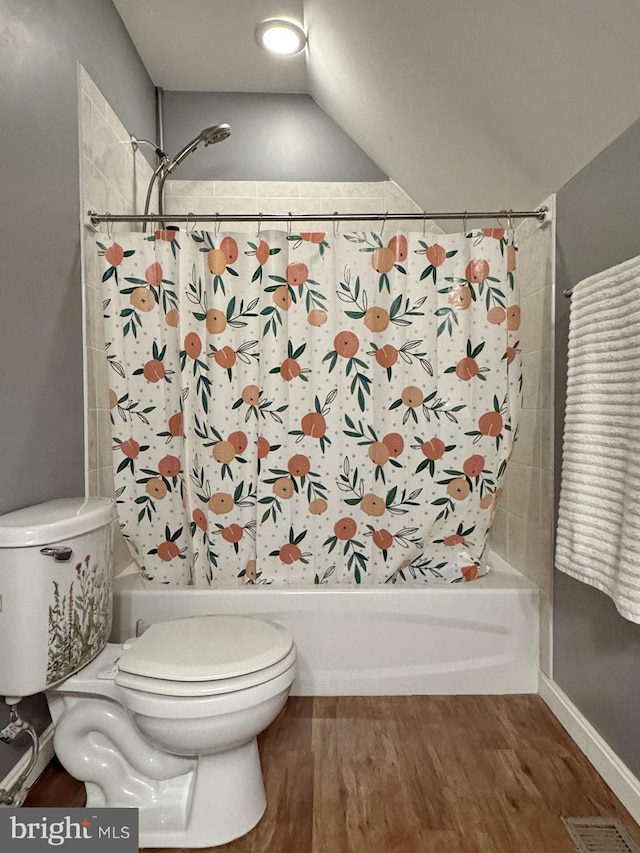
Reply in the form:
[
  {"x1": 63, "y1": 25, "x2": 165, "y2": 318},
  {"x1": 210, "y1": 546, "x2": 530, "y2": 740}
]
[{"x1": 0, "y1": 498, "x2": 117, "y2": 699}]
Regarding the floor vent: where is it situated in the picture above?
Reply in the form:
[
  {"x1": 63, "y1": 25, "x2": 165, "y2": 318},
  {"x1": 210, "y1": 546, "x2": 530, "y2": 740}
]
[{"x1": 563, "y1": 818, "x2": 640, "y2": 852}]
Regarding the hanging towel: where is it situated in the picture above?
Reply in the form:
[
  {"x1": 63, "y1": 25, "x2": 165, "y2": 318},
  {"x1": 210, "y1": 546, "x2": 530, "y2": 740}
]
[{"x1": 556, "y1": 253, "x2": 640, "y2": 622}]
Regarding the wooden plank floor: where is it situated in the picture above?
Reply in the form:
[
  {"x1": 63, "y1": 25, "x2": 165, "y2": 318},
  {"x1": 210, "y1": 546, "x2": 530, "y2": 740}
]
[{"x1": 26, "y1": 696, "x2": 640, "y2": 852}]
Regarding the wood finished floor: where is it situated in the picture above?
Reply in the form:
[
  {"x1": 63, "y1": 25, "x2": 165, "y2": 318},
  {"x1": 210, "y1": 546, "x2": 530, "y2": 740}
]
[{"x1": 26, "y1": 696, "x2": 640, "y2": 852}]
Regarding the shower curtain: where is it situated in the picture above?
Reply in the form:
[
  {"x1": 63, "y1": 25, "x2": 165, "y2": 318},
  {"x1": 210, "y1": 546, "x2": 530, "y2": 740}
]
[{"x1": 99, "y1": 226, "x2": 520, "y2": 586}]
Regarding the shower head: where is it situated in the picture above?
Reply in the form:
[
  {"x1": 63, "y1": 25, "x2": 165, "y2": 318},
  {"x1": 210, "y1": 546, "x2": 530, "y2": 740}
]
[
  {"x1": 164, "y1": 123, "x2": 231, "y2": 175},
  {"x1": 200, "y1": 123, "x2": 231, "y2": 146}
]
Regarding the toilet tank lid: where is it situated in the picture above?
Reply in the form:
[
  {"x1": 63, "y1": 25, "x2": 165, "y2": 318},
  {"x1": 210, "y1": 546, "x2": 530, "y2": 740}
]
[{"x1": 0, "y1": 498, "x2": 116, "y2": 547}]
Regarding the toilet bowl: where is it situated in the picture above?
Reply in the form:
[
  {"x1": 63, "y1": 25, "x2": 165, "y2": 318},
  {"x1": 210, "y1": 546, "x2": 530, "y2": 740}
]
[
  {"x1": 49, "y1": 615, "x2": 296, "y2": 848},
  {"x1": 0, "y1": 499, "x2": 297, "y2": 848}
]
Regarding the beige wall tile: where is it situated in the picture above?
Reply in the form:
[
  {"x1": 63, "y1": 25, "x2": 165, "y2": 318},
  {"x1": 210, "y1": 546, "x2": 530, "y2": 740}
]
[
  {"x1": 539, "y1": 468, "x2": 554, "y2": 532},
  {"x1": 113, "y1": 529, "x2": 133, "y2": 575},
  {"x1": 97, "y1": 409, "x2": 112, "y2": 470},
  {"x1": 87, "y1": 468, "x2": 99, "y2": 497},
  {"x1": 257, "y1": 181, "x2": 300, "y2": 198},
  {"x1": 80, "y1": 71, "x2": 108, "y2": 119},
  {"x1": 540, "y1": 407, "x2": 553, "y2": 472},
  {"x1": 259, "y1": 197, "x2": 324, "y2": 216},
  {"x1": 539, "y1": 347, "x2": 553, "y2": 409},
  {"x1": 214, "y1": 180, "x2": 256, "y2": 198},
  {"x1": 190, "y1": 196, "x2": 256, "y2": 216},
  {"x1": 511, "y1": 408, "x2": 541, "y2": 467},
  {"x1": 520, "y1": 286, "x2": 546, "y2": 353},
  {"x1": 521, "y1": 351, "x2": 541, "y2": 411},
  {"x1": 489, "y1": 508, "x2": 508, "y2": 554},
  {"x1": 343, "y1": 181, "x2": 389, "y2": 199},
  {"x1": 298, "y1": 181, "x2": 351, "y2": 198},
  {"x1": 82, "y1": 157, "x2": 109, "y2": 216},
  {"x1": 320, "y1": 197, "x2": 385, "y2": 215},
  {"x1": 494, "y1": 207, "x2": 555, "y2": 593},
  {"x1": 98, "y1": 465, "x2": 115, "y2": 498},
  {"x1": 505, "y1": 462, "x2": 539, "y2": 520}
]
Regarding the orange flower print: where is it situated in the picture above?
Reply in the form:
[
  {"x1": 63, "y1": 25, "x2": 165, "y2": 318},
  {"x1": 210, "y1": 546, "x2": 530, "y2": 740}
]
[
  {"x1": 334, "y1": 517, "x2": 357, "y2": 540},
  {"x1": 445, "y1": 340, "x2": 490, "y2": 382},
  {"x1": 270, "y1": 528, "x2": 310, "y2": 565},
  {"x1": 120, "y1": 438, "x2": 140, "y2": 459},
  {"x1": 324, "y1": 516, "x2": 368, "y2": 582},
  {"x1": 270, "y1": 342, "x2": 310, "y2": 383},
  {"x1": 417, "y1": 241, "x2": 456, "y2": 283},
  {"x1": 465, "y1": 259, "x2": 490, "y2": 284},
  {"x1": 289, "y1": 390, "x2": 336, "y2": 453},
  {"x1": 343, "y1": 416, "x2": 403, "y2": 485},
  {"x1": 149, "y1": 525, "x2": 184, "y2": 562},
  {"x1": 309, "y1": 498, "x2": 328, "y2": 515},
  {"x1": 114, "y1": 436, "x2": 149, "y2": 475},
  {"x1": 388, "y1": 234, "x2": 408, "y2": 262},
  {"x1": 288, "y1": 231, "x2": 330, "y2": 257},
  {"x1": 220, "y1": 236, "x2": 238, "y2": 264},
  {"x1": 129, "y1": 288, "x2": 155, "y2": 312},
  {"x1": 104, "y1": 243, "x2": 124, "y2": 266},
  {"x1": 307, "y1": 308, "x2": 327, "y2": 326},
  {"x1": 158, "y1": 455, "x2": 181, "y2": 477},
  {"x1": 183, "y1": 332, "x2": 202, "y2": 360},
  {"x1": 192, "y1": 509, "x2": 207, "y2": 531},
  {"x1": 245, "y1": 239, "x2": 281, "y2": 283},
  {"x1": 145, "y1": 262, "x2": 163, "y2": 287}
]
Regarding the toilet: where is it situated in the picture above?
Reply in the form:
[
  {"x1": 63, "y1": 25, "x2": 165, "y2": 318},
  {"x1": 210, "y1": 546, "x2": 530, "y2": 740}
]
[{"x1": 0, "y1": 498, "x2": 296, "y2": 848}]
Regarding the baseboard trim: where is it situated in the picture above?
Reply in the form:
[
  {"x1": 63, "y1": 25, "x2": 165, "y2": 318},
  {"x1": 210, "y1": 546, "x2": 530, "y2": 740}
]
[
  {"x1": 539, "y1": 673, "x2": 640, "y2": 824},
  {"x1": 0, "y1": 724, "x2": 55, "y2": 802}
]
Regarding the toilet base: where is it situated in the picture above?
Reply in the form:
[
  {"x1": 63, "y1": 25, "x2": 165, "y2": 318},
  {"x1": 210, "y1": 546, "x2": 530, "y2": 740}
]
[
  {"x1": 138, "y1": 738, "x2": 266, "y2": 848},
  {"x1": 50, "y1": 691, "x2": 270, "y2": 848}
]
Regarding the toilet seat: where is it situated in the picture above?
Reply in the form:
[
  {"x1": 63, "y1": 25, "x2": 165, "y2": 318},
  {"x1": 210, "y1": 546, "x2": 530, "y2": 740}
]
[{"x1": 114, "y1": 615, "x2": 295, "y2": 697}]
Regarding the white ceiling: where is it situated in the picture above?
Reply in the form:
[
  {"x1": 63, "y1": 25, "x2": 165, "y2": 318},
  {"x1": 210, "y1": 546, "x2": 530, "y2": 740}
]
[
  {"x1": 113, "y1": 0, "x2": 307, "y2": 92},
  {"x1": 115, "y1": 0, "x2": 640, "y2": 209}
]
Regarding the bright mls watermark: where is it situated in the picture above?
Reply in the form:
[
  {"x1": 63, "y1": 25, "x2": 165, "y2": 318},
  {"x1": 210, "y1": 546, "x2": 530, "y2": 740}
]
[{"x1": 1, "y1": 808, "x2": 138, "y2": 850}]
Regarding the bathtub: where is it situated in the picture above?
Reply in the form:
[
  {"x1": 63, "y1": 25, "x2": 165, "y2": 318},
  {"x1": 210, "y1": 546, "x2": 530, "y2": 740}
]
[{"x1": 111, "y1": 549, "x2": 539, "y2": 695}]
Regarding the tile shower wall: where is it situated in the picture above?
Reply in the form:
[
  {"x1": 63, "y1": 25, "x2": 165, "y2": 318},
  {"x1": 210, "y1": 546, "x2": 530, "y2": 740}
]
[
  {"x1": 79, "y1": 65, "x2": 153, "y2": 572},
  {"x1": 489, "y1": 203, "x2": 555, "y2": 673},
  {"x1": 163, "y1": 180, "x2": 440, "y2": 234}
]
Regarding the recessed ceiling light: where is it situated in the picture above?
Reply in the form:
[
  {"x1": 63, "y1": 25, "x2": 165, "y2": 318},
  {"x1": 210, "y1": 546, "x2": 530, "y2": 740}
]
[{"x1": 255, "y1": 19, "x2": 307, "y2": 56}]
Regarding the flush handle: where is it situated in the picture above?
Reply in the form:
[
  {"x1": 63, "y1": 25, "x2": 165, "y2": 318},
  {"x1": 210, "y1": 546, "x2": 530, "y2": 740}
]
[{"x1": 40, "y1": 546, "x2": 73, "y2": 562}]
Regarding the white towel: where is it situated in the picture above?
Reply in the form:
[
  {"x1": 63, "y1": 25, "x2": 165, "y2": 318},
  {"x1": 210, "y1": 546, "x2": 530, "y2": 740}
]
[{"x1": 556, "y1": 254, "x2": 640, "y2": 622}]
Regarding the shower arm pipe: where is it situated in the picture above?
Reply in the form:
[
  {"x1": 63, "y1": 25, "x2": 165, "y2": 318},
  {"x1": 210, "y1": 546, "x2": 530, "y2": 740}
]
[
  {"x1": 89, "y1": 207, "x2": 549, "y2": 226},
  {"x1": 142, "y1": 159, "x2": 169, "y2": 234}
]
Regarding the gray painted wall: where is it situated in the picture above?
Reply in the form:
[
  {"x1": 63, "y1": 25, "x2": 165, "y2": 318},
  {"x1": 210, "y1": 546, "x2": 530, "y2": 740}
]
[
  {"x1": 0, "y1": 0, "x2": 155, "y2": 518},
  {"x1": 554, "y1": 113, "x2": 640, "y2": 777},
  {"x1": 162, "y1": 91, "x2": 387, "y2": 182},
  {"x1": 0, "y1": 0, "x2": 154, "y2": 780}
]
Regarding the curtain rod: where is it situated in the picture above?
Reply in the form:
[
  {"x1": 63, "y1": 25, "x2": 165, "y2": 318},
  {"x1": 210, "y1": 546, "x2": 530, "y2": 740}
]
[{"x1": 88, "y1": 207, "x2": 549, "y2": 226}]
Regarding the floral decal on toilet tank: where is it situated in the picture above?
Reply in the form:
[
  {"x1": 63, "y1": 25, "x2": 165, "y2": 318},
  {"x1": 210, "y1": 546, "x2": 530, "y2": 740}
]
[
  {"x1": 99, "y1": 227, "x2": 521, "y2": 586},
  {"x1": 47, "y1": 554, "x2": 112, "y2": 685}
]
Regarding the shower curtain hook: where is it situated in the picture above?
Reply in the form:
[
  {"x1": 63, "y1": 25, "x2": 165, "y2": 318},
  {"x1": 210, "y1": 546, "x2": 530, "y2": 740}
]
[
  {"x1": 333, "y1": 214, "x2": 340, "y2": 238},
  {"x1": 287, "y1": 214, "x2": 293, "y2": 237},
  {"x1": 507, "y1": 208, "x2": 515, "y2": 237},
  {"x1": 462, "y1": 211, "x2": 468, "y2": 234},
  {"x1": 214, "y1": 214, "x2": 221, "y2": 239},
  {"x1": 380, "y1": 211, "x2": 389, "y2": 238},
  {"x1": 256, "y1": 213, "x2": 262, "y2": 239},
  {"x1": 422, "y1": 211, "x2": 428, "y2": 238},
  {"x1": 105, "y1": 213, "x2": 113, "y2": 241},
  {"x1": 186, "y1": 212, "x2": 197, "y2": 235},
  {"x1": 497, "y1": 209, "x2": 507, "y2": 230}
]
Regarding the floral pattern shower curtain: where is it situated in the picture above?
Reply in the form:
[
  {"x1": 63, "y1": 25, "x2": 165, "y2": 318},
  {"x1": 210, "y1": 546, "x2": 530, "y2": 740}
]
[{"x1": 99, "y1": 226, "x2": 520, "y2": 586}]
